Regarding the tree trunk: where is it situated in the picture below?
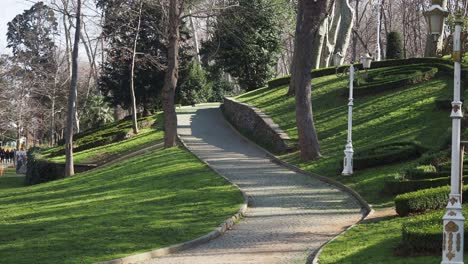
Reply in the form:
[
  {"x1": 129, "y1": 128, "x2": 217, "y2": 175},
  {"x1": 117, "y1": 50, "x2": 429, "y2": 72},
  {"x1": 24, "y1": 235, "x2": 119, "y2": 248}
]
[
  {"x1": 189, "y1": 9, "x2": 201, "y2": 63},
  {"x1": 311, "y1": 17, "x2": 328, "y2": 69},
  {"x1": 65, "y1": 0, "x2": 82, "y2": 177},
  {"x1": 130, "y1": 1, "x2": 143, "y2": 135},
  {"x1": 162, "y1": 0, "x2": 182, "y2": 148},
  {"x1": 424, "y1": 0, "x2": 447, "y2": 57},
  {"x1": 332, "y1": 0, "x2": 354, "y2": 65},
  {"x1": 291, "y1": 0, "x2": 327, "y2": 161}
]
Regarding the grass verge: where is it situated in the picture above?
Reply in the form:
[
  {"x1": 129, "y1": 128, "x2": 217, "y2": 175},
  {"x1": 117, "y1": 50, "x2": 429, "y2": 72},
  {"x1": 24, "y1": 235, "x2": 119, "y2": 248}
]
[{"x1": 0, "y1": 147, "x2": 244, "y2": 264}]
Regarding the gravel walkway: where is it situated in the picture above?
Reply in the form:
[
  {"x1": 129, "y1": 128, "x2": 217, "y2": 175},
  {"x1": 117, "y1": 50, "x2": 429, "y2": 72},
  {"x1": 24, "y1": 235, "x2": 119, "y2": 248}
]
[{"x1": 141, "y1": 104, "x2": 362, "y2": 264}]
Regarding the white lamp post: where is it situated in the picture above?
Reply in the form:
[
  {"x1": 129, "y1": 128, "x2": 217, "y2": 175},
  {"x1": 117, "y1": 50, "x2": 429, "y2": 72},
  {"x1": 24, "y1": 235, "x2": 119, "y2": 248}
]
[
  {"x1": 425, "y1": 3, "x2": 464, "y2": 264},
  {"x1": 334, "y1": 53, "x2": 356, "y2": 176}
]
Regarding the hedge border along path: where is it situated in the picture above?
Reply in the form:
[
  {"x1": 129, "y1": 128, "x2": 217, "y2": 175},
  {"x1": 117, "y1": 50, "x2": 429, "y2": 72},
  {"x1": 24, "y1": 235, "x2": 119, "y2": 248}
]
[
  {"x1": 399, "y1": 206, "x2": 468, "y2": 255},
  {"x1": 395, "y1": 185, "x2": 468, "y2": 216}
]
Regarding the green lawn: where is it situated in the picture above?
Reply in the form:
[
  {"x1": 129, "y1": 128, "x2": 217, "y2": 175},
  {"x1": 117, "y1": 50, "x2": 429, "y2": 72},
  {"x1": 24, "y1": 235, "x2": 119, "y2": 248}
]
[
  {"x1": 318, "y1": 214, "x2": 467, "y2": 264},
  {"x1": 41, "y1": 114, "x2": 164, "y2": 164},
  {"x1": 237, "y1": 73, "x2": 452, "y2": 207},
  {"x1": 0, "y1": 148, "x2": 244, "y2": 264}
]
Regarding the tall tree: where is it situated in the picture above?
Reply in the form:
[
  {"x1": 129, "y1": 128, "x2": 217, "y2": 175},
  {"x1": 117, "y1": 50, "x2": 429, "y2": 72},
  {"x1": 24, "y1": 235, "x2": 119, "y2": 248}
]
[
  {"x1": 65, "y1": 0, "x2": 82, "y2": 177},
  {"x1": 201, "y1": 0, "x2": 282, "y2": 91},
  {"x1": 290, "y1": 0, "x2": 328, "y2": 161},
  {"x1": 162, "y1": 0, "x2": 183, "y2": 148},
  {"x1": 98, "y1": 0, "x2": 168, "y2": 118},
  {"x1": 129, "y1": 0, "x2": 144, "y2": 135}
]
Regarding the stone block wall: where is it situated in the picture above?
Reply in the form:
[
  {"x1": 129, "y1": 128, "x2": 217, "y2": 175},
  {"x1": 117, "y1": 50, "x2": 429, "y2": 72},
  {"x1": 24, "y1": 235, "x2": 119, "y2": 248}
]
[{"x1": 221, "y1": 97, "x2": 290, "y2": 154}]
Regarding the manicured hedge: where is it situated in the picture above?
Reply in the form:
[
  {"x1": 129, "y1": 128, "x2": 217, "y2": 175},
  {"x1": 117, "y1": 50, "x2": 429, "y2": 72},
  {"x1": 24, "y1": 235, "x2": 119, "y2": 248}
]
[
  {"x1": 353, "y1": 142, "x2": 427, "y2": 170},
  {"x1": 395, "y1": 185, "x2": 468, "y2": 216},
  {"x1": 267, "y1": 57, "x2": 456, "y2": 89},
  {"x1": 384, "y1": 175, "x2": 465, "y2": 195},
  {"x1": 399, "y1": 207, "x2": 468, "y2": 255},
  {"x1": 404, "y1": 165, "x2": 449, "y2": 180},
  {"x1": 349, "y1": 66, "x2": 438, "y2": 97}
]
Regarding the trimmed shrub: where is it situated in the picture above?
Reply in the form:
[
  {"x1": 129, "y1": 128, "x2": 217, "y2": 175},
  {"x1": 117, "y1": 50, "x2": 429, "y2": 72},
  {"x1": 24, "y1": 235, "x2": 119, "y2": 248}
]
[
  {"x1": 353, "y1": 142, "x2": 427, "y2": 170},
  {"x1": 395, "y1": 185, "x2": 468, "y2": 216},
  {"x1": 404, "y1": 165, "x2": 445, "y2": 180},
  {"x1": 349, "y1": 66, "x2": 438, "y2": 97},
  {"x1": 386, "y1": 32, "x2": 404, "y2": 59},
  {"x1": 399, "y1": 207, "x2": 468, "y2": 255},
  {"x1": 385, "y1": 175, "x2": 454, "y2": 195}
]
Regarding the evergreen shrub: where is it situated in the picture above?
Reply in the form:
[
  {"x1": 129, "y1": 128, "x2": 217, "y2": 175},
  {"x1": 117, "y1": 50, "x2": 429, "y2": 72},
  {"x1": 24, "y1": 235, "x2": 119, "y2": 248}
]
[
  {"x1": 386, "y1": 31, "x2": 404, "y2": 59},
  {"x1": 395, "y1": 185, "x2": 468, "y2": 216}
]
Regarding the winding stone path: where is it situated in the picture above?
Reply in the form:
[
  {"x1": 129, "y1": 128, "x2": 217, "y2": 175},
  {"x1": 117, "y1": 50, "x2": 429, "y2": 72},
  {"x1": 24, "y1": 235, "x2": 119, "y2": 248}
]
[{"x1": 141, "y1": 104, "x2": 362, "y2": 264}]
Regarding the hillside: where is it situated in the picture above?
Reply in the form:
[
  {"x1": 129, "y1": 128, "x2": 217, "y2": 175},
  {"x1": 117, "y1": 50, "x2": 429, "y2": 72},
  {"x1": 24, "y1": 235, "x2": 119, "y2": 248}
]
[
  {"x1": 0, "y1": 115, "x2": 244, "y2": 264},
  {"x1": 234, "y1": 59, "x2": 468, "y2": 263}
]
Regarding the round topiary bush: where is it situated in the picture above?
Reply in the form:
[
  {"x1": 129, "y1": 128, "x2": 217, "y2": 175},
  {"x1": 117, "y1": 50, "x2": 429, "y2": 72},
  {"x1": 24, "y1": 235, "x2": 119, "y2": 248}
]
[{"x1": 386, "y1": 31, "x2": 404, "y2": 59}]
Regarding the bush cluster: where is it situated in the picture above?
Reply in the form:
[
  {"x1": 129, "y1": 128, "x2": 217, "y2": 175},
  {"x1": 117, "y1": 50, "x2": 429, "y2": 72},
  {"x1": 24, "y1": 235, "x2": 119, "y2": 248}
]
[
  {"x1": 399, "y1": 207, "x2": 468, "y2": 255},
  {"x1": 353, "y1": 142, "x2": 426, "y2": 170},
  {"x1": 395, "y1": 185, "x2": 468, "y2": 216},
  {"x1": 349, "y1": 66, "x2": 438, "y2": 97},
  {"x1": 404, "y1": 165, "x2": 440, "y2": 180}
]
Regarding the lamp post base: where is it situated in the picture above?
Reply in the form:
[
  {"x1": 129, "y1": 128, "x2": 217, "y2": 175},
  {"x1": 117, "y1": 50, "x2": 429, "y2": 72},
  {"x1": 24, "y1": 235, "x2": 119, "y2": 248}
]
[
  {"x1": 442, "y1": 194, "x2": 465, "y2": 264},
  {"x1": 342, "y1": 143, "x2": 354, "y2": 176}
]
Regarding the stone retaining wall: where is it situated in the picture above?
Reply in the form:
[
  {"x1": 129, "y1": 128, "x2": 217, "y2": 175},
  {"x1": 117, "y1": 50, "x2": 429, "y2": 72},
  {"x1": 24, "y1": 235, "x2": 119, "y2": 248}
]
[{"x1": 221, "y1": 97, "x2": 290, "y2": 154}]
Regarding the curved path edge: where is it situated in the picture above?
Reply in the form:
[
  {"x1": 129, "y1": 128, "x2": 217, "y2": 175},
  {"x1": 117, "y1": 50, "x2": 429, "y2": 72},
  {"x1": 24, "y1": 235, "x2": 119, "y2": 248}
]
[
  {"x1": 220, "y1": 107, "x2": 375, "y2": 264},
  {"x1": 94, "y1": 137, "x2": 249, "y2": 264}
]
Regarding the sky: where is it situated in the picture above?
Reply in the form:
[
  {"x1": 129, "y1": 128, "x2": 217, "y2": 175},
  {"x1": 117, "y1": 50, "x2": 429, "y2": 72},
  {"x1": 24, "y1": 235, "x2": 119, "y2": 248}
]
[{"x1": 0, "y1": 0, "x2": 32, "y2": 54}]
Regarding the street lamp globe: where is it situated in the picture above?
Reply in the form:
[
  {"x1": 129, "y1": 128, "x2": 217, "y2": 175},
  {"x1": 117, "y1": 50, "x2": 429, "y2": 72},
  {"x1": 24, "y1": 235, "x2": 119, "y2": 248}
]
[
  {"x1": 361, "y1": 53, "x2": 373, "y2": 70},
  {"x1": 423, "y1": 2, "x2": 449, "y2": 42}
]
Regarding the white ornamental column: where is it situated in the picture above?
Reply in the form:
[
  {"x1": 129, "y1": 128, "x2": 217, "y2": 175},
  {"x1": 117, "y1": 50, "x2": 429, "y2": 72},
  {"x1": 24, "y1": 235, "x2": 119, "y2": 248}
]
[
  {"x1": 342, "y1": 64, "x2": 354, "y2": 176},
  {"x1": 442, "y1": 15, "x2": 464, "y2": 264}
]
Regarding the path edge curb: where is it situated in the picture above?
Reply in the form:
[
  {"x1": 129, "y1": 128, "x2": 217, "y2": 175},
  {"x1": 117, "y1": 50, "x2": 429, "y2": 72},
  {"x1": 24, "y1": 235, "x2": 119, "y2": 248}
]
[
  {"x1": 219, "y1": 104, "x2": 375, "y2": 264},
  {"x1": 94, "y1": 135, "x2": 249, "y2": 264}
]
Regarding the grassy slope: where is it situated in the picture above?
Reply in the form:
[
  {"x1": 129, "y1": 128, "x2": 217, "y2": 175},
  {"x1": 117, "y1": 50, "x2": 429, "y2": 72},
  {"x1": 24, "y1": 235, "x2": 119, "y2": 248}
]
[
  {"x1": 42, "y1": 114, "x2": 163, "y2": 164},
  {"x1": 318, "y1": 214, "x2": 468, "y2": 264},
  {"x1": 0, "y1": 149, "x2": 243, "y2": 264},
  {"x1": 0, "y1": 121, "x2": 244, "y2": 264},
  {"x1": 237, "y1": 72, "x2": 452, "y2": 207},
  {"x1": 236, "y1": 68, "x2": 458, "y2": 263}
]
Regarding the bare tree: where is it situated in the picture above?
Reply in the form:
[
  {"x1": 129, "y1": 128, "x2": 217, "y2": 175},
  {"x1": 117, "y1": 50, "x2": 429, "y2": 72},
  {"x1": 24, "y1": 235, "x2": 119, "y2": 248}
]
[
  {"x1": 65, "y1": 0, "x2": 82, "y2": 177},
  {"x1": 129, "y1": 0, "x2": 144, "y2": 135}
]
